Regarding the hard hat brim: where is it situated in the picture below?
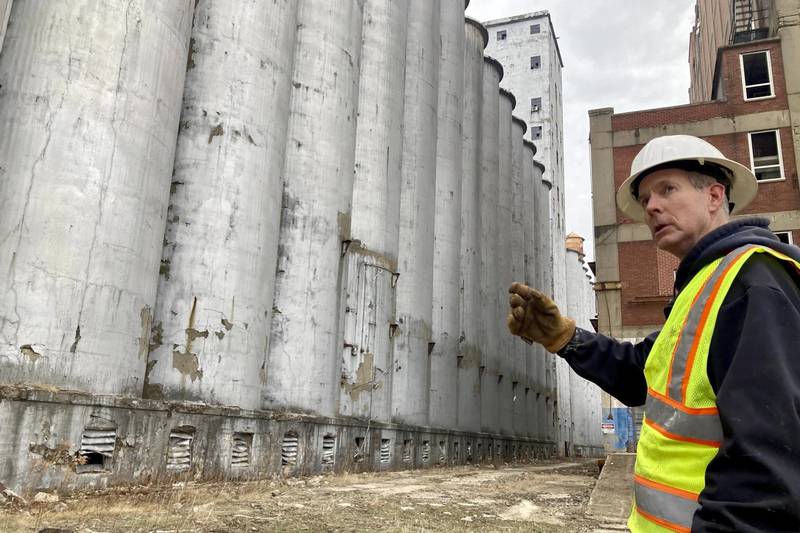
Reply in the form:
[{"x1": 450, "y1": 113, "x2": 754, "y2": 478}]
[{"x1": 616, "y1": 156, "x2": 759, "y2": 222}]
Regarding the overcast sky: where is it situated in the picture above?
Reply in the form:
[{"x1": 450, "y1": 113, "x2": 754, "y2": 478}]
[{"x1": 465, "y1": 0, "x2": 696, "y2": 260}]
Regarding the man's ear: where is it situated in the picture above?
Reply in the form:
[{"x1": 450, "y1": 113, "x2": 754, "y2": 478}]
[{"x1": 707, "y1": 182, "x2": 727, "y2": 212}]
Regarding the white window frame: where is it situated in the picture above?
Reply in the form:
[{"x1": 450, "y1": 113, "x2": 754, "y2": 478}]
[
  {"x1": 497, "y1": 30, "x2": 507, "y2": 41},
  {"x1": 774, "y1": 231, "x2": 794, "y2": 245},
  {"x1": 740, "y1": 50, "x2": 775, "y2": 102},
  {"x1": 747, "y1": 129, "x2": 785, "y2": 183}
]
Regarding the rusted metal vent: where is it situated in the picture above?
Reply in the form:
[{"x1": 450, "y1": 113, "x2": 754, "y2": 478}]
[
  {"x1": 421, "y1": 440, "x2": 431, "y2": 463},
  {"x1": 402, "y1": 440, "x2": 413, "y2": 464},
  {"x1": 231, "y1": 433, "x2": 252, "y2": 468},
  {"x1": 353, "y1": 437, "x2": 365, "y2": 463},
  {"x1": 380, "y1": 439, "x2": 391, "y2": 464},
  {"x1": 166, "y1": 428, "x2": 194, "y2": 472},
  {"x1": 321, "y1": 435, "x2": 335, "y2": 465},
  {"x1": 438, "y1": 441, "x2": 446, "y2": 465},
  {"x1": 281, "y1": 432, "x2": 299, "y2": 466},
  {"x1": 76, "y1": 428, "x2": 116, "y2": 473}
]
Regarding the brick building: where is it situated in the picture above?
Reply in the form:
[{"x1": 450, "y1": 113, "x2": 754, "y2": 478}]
[{"x1": 589, "y1": 0, "x2": 800, "y2": 341}]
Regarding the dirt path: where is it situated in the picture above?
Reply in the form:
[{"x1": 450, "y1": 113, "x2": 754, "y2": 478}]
[{"x1": 2, "y1": 460, "x2": 610, "y2": 532}]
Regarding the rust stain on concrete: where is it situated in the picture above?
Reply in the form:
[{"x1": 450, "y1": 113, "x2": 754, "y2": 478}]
[
  {"x1": 20, "y1": 345, "x2": 41, "y2": 362},
  {"x1": 343, "y1": 353, "x2": 380, "y2": 401}
]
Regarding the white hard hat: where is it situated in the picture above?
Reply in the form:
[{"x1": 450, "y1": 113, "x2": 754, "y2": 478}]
[{"x1": 616, "y1": 135, "x2": 758, "y2": 221}]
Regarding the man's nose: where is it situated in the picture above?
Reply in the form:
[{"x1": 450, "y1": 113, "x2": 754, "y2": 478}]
[{"x1": 644, "y1": 195, "x2": 662, "y2": 216}]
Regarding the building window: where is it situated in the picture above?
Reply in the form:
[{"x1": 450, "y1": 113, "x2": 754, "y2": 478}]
[
  {"x1": 530, "y1": 125, "x2": 542, "y2": 140},
  {"x1": 530, "y1": 55, "x2": 541, "y2": 69},
  {"x1": 530, "y1": 97, "x2": 541, "y2": 112},
  {"x1": 740, "y1": 51, "x2": 774, "y2": 100},
  {"x1": 497, "y1": 30, "x2": 507, "y2": 41},
  {"x1": 775, "y1": 231, "x2": 793, "y2": 245},
  {"x1": 530, "y1": 24, "x2": 540, "y2": 34},
  {"x1": 748, "y1": 130, "x2": 784, "y2": 181}
]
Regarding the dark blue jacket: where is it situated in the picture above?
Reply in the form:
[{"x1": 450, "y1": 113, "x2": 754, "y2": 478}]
[{"x1": 559, "y1": 218, "x2": 800, "y2": 532}]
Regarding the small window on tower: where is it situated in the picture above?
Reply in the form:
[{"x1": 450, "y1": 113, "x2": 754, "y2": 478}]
[
  {"x1": 748, "y1": 130, "x2": 783, "y2": 181},
  {"x1": 530, "y1": 55, "x2": 541, "y2": 69},
  {"x1": 530, "y1": 126, "x2": 542, "y2": 140},
  {"x1": 774, "y1": 231, "x2": 793, "y2": 245},
  {"x1": 530, "y1": 24, "x2": 540, "y2": 34},
  {"x1": 497, "y1": 30, "x2": 507, "y2": 41},
  {"x1": 530, "y1": 97, "x2": 541, "y2": 112},
  {"x1": 740, "y1": 51, "x2": 773, "y2": 100}
]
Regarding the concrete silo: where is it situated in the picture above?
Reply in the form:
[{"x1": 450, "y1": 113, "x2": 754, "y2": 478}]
[
  {"x1": 510, "y1": 117, "x2": 528, "y2": 438},
  {"x1": 341, "y1": 0, "x2": 410, "y2": 422},
  {"x1": 497, "y1": 88, "x2": 515, "y2": 436},
  {"x1": 392, "y1": 0, "x2": 441, "y2": 426},
  {"x1": 478, "y1": 56, "x2": 502, "y2": 434},
  {"x1": 145, "y1": 0, "x2": 298, "y2": 409},
  {"x1": 458, "y1": 18, "x2": 487, "y2": 434},
  {"x1": 266, "y1": 0, "x2": 364, "y2": 417},
  {"x1": 522, "y1": 139, "x2": 541, "y2": 439},
  {"x1": 0, "y1": 0, "x2": 193, "y2": 394},
  {"x1": 429, "y1": 0, "x2": 466, "y2": 430}
]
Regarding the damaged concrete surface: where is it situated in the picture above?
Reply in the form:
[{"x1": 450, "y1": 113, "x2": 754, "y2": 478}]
[{"x1": 2, "y1": 460, "x2": 619, "y2": 532}]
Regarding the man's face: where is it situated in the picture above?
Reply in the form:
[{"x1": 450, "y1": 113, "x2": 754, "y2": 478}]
[{"x1": 637, "y1": 168, "x2": 723, "y2": 259}]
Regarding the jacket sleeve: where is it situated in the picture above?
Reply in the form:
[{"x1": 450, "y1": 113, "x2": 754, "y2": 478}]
[
  {"x1": 693, "y1": 256, "x2": 800, "y2": 531},
  {"x1": 557, "y1": 327, "x2": 656, "y2": 407}
]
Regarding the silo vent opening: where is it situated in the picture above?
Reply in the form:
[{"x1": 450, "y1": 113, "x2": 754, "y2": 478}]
[
  {"x1": 402, "y1": 440, "x2": 413, "y2": 463},
  {"x1": 166, "y1": 427, "x2": 195, "y2": 472},
  {"x1": 231, "y1": 433, "x2": 252, "y2": 468},
  {"x1": 281, "y1": 432, "x2": 299, "y2": 466},
  {"x1": 353, "y1": 437, "x2": 365, "y2": 463},
  {"x1": 322, "y1": 434, "x2": 336, "y2": 465},
  {"x1": 380, "y1": 439, "x2": 391, "y2": 464},
  {"x1": 76, "y1": 428, "x2": 116, "y2": 474},
  {"x1": 422, "y1": 440, "x2": 431, "y2": 463},
  {"x1": 438, "y1": 441, "x2": 446, "y2": 465}
]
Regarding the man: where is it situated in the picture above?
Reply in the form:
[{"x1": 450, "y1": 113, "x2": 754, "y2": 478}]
[{"x1": 508, "y1": 135, "x2": 800, "y2": 532}]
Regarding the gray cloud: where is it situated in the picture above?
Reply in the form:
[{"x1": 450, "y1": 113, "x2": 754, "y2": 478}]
[{"x1": 466, "y1": 0, "x2": 695, "y2": 260}]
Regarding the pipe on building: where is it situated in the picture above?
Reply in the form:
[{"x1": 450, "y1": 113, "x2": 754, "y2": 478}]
[
  {"x1": 392, "y1": 0, "x2": 441, "y2": 426},
  {"x1": 341, "y1": 0, "x2": 410, "y2": 422},
  {"x1": 457, "y1": 18, "x2": 488, "y2": 433},
  {"x1": 478, "y1": 56, "x2": 503, "y2": 434},
  {"x1": 429, "y1": 0, "x2": 465, "y2": 429},
  {"x1": 0, "y1": 0, "x2": 194, "y2": 394},
  {"x1": 511, "y1": 117, "x2": 528, "y2": 438},
  {"x1": 266, "y1": 0, "x2": 364, "y2": 417},
  {"x1": 145, "y1": 0, "x2": 298, "y2": 409},
  {"x1": 497, "y1": 88, "x2": 515, "y2": 436}
]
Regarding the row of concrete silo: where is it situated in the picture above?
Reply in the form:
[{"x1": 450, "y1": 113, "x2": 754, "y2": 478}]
[{"x1": 0, "y1": 0, "x2": 589, "y2": 470}]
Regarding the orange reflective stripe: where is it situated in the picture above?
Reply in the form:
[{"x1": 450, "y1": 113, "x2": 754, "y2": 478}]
[
  {"x1": 645, "y1": 418, "x2": 722, "y2": 448},
  {"x1": 665, "y1": 273, "x2": 711, "y2": 399},
  {"x1": 634, "y1": 474, "x2": 699, "y2": 501},
  {"x1": 636, "y1": 505, "x2": 692, "y2": 533},
  {"x1": 648, "y1": 388, "x2": 718, "y2": 415},
  {"x1": 680, "y1": 246, "x2": 753, "y2": 402}
]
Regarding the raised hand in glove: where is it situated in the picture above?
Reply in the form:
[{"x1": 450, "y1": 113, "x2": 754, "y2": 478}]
[{"x1": 507, "y1": 282, "x2": 576, "y2": 353}]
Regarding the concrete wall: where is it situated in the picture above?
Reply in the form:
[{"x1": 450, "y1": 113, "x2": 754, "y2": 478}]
[{"x1": 0, "y1": 5, "x2": 600, "y2": 495}]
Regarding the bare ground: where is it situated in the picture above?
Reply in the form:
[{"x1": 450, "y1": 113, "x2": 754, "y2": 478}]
[{"x1": 1, "y1": 459, "x2": 612, "y2": 533}]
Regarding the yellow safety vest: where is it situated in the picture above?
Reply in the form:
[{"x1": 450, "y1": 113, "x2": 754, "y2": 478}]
[{"x1": 628, "y1": 244, "x2": 800, "y2": 532}]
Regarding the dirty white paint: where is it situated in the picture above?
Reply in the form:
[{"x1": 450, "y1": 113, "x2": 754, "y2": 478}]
[
  {"x1": 429, "y1": 0, "x2": 465, "y2": 429},
  {"x1": 478, "y1": 56, "x2": 502, "y2": 434},
  {"x1": 391, "y1": 0, "x2": 441, "y2": 426},
  {"x1": 521, "y1": 139, "x2": 540, "y2": 439},
  {"x1": 340, "y1": 0, "x2": 410, "y2": 421},
  {"x1": 457, "y1": 18, "x2": 487, "y2": 434},
  {"x1": 265, "y1": 0, "x2": 364, "y2": 417},
  {"x1": 0, "y1": 0, "x2": 193, "y2": 394},
  {"x1": 146, "y1": 0, "x2": 298, "y2": 409}
]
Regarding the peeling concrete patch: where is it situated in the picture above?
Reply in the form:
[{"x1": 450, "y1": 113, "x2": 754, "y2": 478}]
[
  {"x1": 185, "y1": 328, "x2": 209, "y2": 342},
  {"x1": 221, "y1": 318, "x2": 233, "y2": 331},
  {"x1": 208, "y1": 123, "x2": 224, "y2": 143},
  {"x1": 20, "y1": 344, "x2": 41, "y2": 362},
  {"x1": 69, "y1": 325, "x2": 81, "y2": 354},
  {"x1": 139, "y1": 306, "x2": 153, "y2": 360},
  {"x1": 173, "y1": 349, "x2": 203, "y2": 382}
]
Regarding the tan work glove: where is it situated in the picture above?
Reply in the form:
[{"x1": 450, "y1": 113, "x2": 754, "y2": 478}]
[{"x1": 507, "y1": 282, "x2": 576, "y2": 353}]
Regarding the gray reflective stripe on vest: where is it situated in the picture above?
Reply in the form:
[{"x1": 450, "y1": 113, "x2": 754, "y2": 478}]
[
  {"x1": 635, "y1": 478, "x2": 698, "y2": 529},
  {"x1": 645, "y1": 393, "x2": 722, "y2": 444},
  {"x1": 667, "y1": 244, "x2": 758, "y2": 400}
]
